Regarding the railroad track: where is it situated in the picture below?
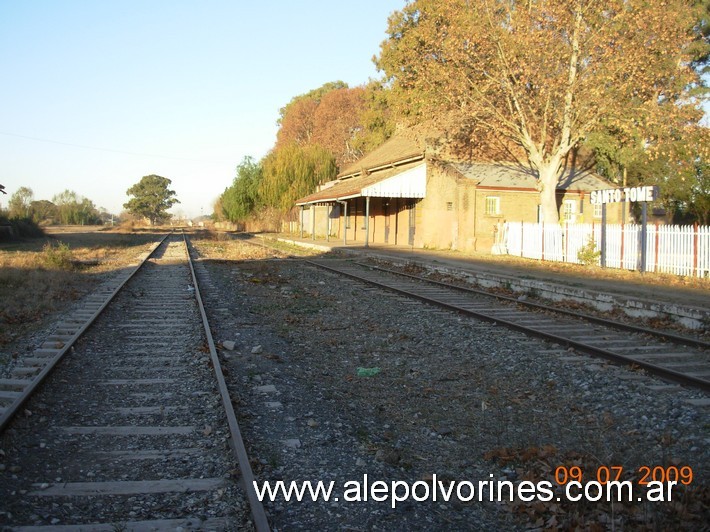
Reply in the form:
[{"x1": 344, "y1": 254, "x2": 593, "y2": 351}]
[
  {"x1": 0, "y1": 234, "x2": 269, "y2": 531},
  {"x1": 307, "y1": 259, "x2": 710, "y2": 393},
  {"x1": 233, "y1": 234, "x2": 307, "y2": 259},
  {"x1": 0, "y1": 236, "x2": 169, "y2": 432}
]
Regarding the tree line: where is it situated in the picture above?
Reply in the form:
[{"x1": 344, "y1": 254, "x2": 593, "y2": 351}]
[
  {"x1": 1, "y1": 187, "x2": 109, "y2": 226},
  {"x1": 218, "y1": 0, "x2": 709, "y2": 225},
  {"x1": 0, "y1": 174, "x2": 181, "y2": 229}
]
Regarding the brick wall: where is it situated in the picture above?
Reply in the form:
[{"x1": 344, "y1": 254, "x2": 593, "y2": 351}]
[
  {"x1": 414, "y1": 166, "x2": 459, "y2": 250},
  {"x1": 298, "y1": 162, "x2": 624, "y2": 253}
]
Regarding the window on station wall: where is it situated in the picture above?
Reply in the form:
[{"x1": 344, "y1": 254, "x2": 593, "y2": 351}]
[
  {"x1": 563, "y1": 199, "x2": 577, "y2": 222},
  {"x1": 593, "y1": 203, "x2": 603, "y2": 219},
  {"x1": 485, "y1": 196, "x2": 500, "y2": 216}
]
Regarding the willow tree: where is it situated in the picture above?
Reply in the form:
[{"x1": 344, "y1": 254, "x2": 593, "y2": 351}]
[
  {"x1": 376, "y1": 0, "x2": 706, "y2": 222},
  {"x1": 260, "y1": 144, "x2": 337, "y2": 210},
  {"x1": 220, "y1": 156, "x2": 263, "y2": 222},
  {"x1": 52, "y1": 190, "x2": 101, "y2": 225}
]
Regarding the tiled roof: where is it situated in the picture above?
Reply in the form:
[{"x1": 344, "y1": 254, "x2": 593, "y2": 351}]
[
  {"x1": 451, "y1": 163, "x2": 611, "y2": 191},
  {"x1": 295, "y1": 132, "x2": 612, "y2": 206},
  {"x1": 338, "y1": 136, "x2": 424, "y2": 177}
]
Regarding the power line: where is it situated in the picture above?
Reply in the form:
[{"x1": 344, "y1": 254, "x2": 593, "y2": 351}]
[{"x1": 0, "y1": 131, "x2": 232, "y2": 164}]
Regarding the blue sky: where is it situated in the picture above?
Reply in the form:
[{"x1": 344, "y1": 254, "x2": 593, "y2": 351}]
[{"x1": 0, "y1": 1, "x2": 404, "y2": 218}]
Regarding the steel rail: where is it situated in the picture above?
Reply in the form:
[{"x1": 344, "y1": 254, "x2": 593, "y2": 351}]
[
  {"x1": 0, "y1": 233, "x2": 171, "y2": 433},
  {"x1": 358, "y1": 261, "x2": 710, "y2": 350},
  {"x1": 182, "y1": 233, "x2": 271, "y2": 532},
  {"x1": 246, "y1": 236, "x2": 706, "y2": 349},
  {"x1": 307, "y1": 260, "x2": 710, "y2": 393}
]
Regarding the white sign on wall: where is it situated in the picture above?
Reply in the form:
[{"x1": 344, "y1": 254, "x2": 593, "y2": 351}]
[{"x1": 590, "y1": 185, "x2": 659, "y2": 205}]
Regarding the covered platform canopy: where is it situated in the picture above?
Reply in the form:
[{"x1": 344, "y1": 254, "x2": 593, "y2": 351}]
[
  {"x1": 295, "y1": 136, "x2": 427, "y2": 246},
  {"x1": 295, "y1": 160, "x2": 426, "y2": 205}
]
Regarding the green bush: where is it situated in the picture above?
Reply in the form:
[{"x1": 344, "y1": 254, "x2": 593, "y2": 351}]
[
  {"x1": 42, "y1": 242, "x2": 74, "y2": 270},
  {"x1": 577, "y1": 236, "x2": 601, "y2": 266}
]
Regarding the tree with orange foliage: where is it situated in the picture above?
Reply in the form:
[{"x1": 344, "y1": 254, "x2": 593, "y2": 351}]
[
  {"x1": 376, "y1": 0, "x2": 707, "y2": 222},
  {"x1": 276, "y1": 97, "x2": 319, "y2": 148},
  {"x1": 276, "y1": 81, "x2": 348, "y2": 150},
  {"x1": 312, "y1": 87, "x2": 368, "y2": 166},
  {"x1": 277, "y1": 81, "x2": 395, "y2": 168}
]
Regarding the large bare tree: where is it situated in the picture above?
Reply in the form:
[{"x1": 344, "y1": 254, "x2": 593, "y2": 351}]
[{"x1": 376, "y1": 0, "x2": 706, "y2": 222}]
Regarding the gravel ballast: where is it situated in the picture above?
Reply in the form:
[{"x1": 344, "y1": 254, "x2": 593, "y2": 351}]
[
  {"x1": 0, "y1": 239, "x2": 251, "y2": 529},
  {"x1": 1, "y1": 234, "x2": 706, "y2": 530},
  {"x1": 191, "y1": 238, "x2": 709, "y2": 531}
]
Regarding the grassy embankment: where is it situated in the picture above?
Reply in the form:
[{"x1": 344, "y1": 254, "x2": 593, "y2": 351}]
[{"x1": 0, "y1": 228, "x2": 159, "y2": 364}]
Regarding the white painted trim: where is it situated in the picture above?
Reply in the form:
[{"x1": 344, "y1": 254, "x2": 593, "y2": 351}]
[{"x1": 361, "y1": 163, "x2": 427, "y2": 198}]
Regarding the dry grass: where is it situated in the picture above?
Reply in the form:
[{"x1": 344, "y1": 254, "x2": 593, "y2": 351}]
[
  {"x1": 0, "y1": 228, "x2": 161, "y2": 354},
  {"x1": 190, "y1": 231, "x2": 322, "y2": 261}
]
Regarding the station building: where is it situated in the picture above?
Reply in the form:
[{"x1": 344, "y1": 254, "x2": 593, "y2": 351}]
[{"x1": 294, "y1": 135, "x2": 623, "y2": 252}]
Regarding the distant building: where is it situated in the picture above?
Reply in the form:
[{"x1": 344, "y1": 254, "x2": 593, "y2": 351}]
[{"x1": 295, "y1": 135, "x2": 624, "y2": 252}]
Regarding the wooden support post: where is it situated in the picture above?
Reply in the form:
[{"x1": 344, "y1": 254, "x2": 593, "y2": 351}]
[
  {"x1": 600, "y1": 204, "x2": 607, "y2": 268},
  {"x1": 639, "y1": 203, "x2": 648, "y2": 272},
  {"x1": 343, "y1": 201, "x2": 348, "y2": 245},
  {"x1": 364, "y1": 196, "x2": 370, "y2": 248}
]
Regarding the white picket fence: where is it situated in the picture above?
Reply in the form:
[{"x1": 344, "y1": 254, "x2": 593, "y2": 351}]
[{"x1": 503, "y1": 222, "x2": 710, "y2": 277}]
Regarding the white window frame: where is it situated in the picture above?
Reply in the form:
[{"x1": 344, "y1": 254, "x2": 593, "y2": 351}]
[
  {"x1": 485, "y1": 196, "x2": 501, "y2": 216},
  {"x1": 593, "y1": 203, "x2": 603, "y2": 219},
  {"x1": 563, "y1": 199, "x2": 577, "y2": 222}
]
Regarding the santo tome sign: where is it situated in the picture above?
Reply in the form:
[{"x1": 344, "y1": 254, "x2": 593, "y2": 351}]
[
  {"x1": 590, "y1": 185, "x2": 660, "y2": 272},
  {"x1": 590, "y1": 185, "x2": 659, "y2": 205}
]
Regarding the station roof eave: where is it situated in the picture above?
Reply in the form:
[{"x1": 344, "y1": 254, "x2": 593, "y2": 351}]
[
  {"x1": 450, "y1": 162, "x2": 614, "y2": 192},
  {"x1": 295, "y1": 161, "x2": 427, "y2": 206}
]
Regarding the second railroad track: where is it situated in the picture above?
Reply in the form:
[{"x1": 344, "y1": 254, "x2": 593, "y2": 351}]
[{"x1": 307, "y1": 258, "x2": 710, "y2": 393}]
